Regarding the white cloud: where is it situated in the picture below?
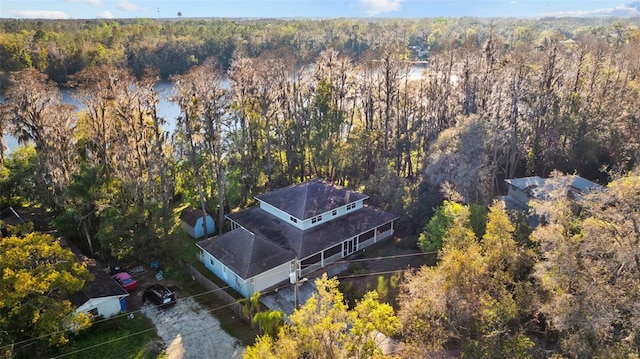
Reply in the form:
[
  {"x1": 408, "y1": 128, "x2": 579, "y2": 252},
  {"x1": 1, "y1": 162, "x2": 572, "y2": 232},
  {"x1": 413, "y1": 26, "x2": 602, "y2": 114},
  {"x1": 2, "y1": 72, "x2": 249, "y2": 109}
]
[
  {"x1": 358, "y1": 0, "x2": 405, "y2": 16},
  {"x1": 97, "y1": 10, "x2": 114, "y2": 19},
  {"x1": 10, "y1": 10, "x2": 70, "y2": 19},
  {"x1": 117, "y1": 0, "x2": 139, "y2": 12},
  {"x1": 68, "y1": 0, "x2": 102, "y2": 5},
  {"x1": 546, "y1": 1, "x2": 640, "y2": 17}
]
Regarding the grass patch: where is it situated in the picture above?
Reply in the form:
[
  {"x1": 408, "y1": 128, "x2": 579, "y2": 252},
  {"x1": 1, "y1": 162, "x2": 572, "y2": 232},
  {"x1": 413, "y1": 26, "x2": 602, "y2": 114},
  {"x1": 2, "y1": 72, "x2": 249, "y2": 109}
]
[{"x1": 50, "y1": 314, "x2": 161, "y2": 359}]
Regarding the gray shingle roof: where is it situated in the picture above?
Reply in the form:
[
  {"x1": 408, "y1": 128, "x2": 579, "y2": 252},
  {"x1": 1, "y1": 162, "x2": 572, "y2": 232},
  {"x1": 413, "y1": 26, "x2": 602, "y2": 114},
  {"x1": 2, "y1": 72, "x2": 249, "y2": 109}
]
[
  {"x1": 197, "y1": 227, "x2": 295, "y2": 279},
  {"x1": 506, "y1": 175, "x2": 603, "y2": 201},
  {"x1": 69, "y1": 264, "x2": 128, "y2": 307},
  {"x1": 66, "y1": 242, "x2": 128, "y2": 307},
  {"x1": 254, "y1": 179, "x2": 368, "y2": 220}
]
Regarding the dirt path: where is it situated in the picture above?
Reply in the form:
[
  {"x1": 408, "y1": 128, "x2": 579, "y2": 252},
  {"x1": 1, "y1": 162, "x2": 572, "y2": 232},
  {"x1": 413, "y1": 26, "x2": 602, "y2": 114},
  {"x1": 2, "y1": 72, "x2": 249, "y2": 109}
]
[{"x1": 141, "y1": 297, "x2": 245, "y2": 359}]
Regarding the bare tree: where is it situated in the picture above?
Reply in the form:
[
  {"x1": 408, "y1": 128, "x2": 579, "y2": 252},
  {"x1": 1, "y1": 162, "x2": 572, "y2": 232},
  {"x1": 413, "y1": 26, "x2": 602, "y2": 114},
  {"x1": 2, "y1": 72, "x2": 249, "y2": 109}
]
[
  {"x1": 3, "y1": 68, "x2": 77, "y2": 209},
  {"x1": 172, "y1": 59, "x2": 230, "y2": 234}
]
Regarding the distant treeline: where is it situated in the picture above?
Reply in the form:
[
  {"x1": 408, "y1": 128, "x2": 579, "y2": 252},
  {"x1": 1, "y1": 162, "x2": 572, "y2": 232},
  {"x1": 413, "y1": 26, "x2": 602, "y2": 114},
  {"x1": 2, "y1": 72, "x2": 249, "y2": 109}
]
[{"x1": 1, "y1": 16, "x2": 635, "y2": 87}]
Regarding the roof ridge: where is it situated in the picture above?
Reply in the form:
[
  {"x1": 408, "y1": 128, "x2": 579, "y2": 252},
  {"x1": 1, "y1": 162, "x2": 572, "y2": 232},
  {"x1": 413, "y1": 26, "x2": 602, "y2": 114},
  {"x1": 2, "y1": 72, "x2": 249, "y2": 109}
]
[{"x1": 299, "y1": 182, "x2": 311, "y2": 221}]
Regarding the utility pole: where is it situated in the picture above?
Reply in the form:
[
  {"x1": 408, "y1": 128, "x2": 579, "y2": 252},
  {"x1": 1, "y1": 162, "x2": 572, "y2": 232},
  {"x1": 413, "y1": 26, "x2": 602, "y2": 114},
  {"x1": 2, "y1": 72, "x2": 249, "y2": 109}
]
[
  {"x1": 289, "y1": 258, "x2": 308, "y2": 310},
  {"x1": 290, "y1": 258, "x2": 301, "y2": 310}
]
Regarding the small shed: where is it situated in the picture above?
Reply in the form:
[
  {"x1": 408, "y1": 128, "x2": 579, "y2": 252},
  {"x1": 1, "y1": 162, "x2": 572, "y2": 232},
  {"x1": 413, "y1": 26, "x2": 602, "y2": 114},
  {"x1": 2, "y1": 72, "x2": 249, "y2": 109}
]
[
  {"x1": 180, "y1": 207, "x2": 216, "y2": 239},
  {"x1": 70, "y1": 257, "x2": 129, "y2": 319}
]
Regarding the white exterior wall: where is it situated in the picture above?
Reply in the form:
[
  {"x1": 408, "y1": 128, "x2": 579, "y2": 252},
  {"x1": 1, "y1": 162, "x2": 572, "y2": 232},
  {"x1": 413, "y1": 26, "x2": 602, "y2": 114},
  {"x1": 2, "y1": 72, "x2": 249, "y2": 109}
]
[
  {"x1": 258, "y1": 199, "x2": 365, "y2": 231},
  {"x1": 358, "y1": 237, "x2": 376, "y2": 249},
  {"x1": 258, "y1": 201, "x2": 305, "y2": 230},
  {"x1": 76, "y1": 296, "x2": 125, "y2": 318},
  {"x1": 251, "y1": 261, "x2": 292, "y2": 294},
  {"x1": 202, "y1": 250, "x2": 291, "y2": 297},
  {"x1": 299, "y1": 220, "x2": 395, "y2": 277}
]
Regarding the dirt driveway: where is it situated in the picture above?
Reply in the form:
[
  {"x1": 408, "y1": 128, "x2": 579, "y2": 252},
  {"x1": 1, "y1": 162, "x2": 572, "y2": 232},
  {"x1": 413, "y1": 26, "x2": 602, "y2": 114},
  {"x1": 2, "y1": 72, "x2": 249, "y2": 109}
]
[{"x1": 141, "y1": 297, "x2": 245, "y2": 358}]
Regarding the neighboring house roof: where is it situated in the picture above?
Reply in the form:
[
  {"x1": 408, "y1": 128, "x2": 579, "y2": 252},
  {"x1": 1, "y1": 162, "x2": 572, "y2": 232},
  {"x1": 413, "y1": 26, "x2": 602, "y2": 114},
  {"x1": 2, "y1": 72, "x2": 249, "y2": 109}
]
[
  {"x1": 69, "y1": 263, "x2": 128, "y2": 307},
  {"x1": 199, "y1": 205, "x2": 398, "y2": 279},
  {"x1": 65, "y1": 242, "x2": 128, "y2": 307},
  {"x1": 0, "y1": 207, "x2": 24, "y2": 227},
  {"x1": 505, "y1": 175, "x2": 603, "y2": 201},
  {"x1": 180, "y1": 207, "x2": 211, "y2": 227},
  {"x1": 254, "y1": 179, "x2": 368, "y2": 220}
]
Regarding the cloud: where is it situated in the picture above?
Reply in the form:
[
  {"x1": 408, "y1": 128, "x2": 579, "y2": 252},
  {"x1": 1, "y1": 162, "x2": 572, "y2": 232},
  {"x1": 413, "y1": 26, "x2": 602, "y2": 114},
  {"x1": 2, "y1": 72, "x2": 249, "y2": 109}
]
[
  {"x1": 67, "y1": 0, "x2": 102, "y2": 5},
  {"x1": 10, "y1": 10, "x2": 70, "y2": 19},
  {"x1": 546, "y1": 1, "x2": 640, "y2": 17},
  {"x1": 97, "y1": 10, "x2": 114, "y2": 19},
  {"x1": 117, "y1": 0, "x2": 139, "y2": 12},
  {"x1": 358, "y1": 0, "x2": 404, "y2": 16}
]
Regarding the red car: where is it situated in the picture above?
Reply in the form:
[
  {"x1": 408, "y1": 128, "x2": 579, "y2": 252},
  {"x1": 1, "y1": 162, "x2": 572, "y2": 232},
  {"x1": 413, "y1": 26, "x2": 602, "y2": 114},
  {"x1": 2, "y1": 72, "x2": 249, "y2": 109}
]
[{"x1": 112, "y1": 272, "x2": 138, "y2": 292}]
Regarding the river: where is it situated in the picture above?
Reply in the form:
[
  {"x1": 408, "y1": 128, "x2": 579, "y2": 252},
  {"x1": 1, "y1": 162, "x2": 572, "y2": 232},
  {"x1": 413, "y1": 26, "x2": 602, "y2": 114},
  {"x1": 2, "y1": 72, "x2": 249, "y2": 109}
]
[{"x1": 1, "y1": 81, "x2": 180, "y2": 153}]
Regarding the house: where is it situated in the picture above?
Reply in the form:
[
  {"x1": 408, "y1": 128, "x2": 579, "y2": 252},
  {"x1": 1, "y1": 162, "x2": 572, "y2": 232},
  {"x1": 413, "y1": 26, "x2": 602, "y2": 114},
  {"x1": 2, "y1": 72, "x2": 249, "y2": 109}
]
[
  {"x1": 69, "y1": 253, "x2": 128, "y2": 319},
  {"x1": 180, "y1": 207, "x2": 216, "y2": 239},
  {"x1": 197, "y1": 179, "x2": 398, "y2": 298},
  {"x1": 504, "y1": 175, "x2": 603, "y2": 210},
  {"x1": 502, "y1": 175, "x2": 603, "y2": 226}
]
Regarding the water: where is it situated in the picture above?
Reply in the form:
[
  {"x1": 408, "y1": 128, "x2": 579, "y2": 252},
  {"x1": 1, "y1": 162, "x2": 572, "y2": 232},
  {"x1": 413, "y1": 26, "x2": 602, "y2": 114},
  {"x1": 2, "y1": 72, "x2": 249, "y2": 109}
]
[
  {"x1": 2, "y1": 65, "x2": 426, "y2": 154},
  {"x1": 1, "y1": 81, "x2": 181, "y2": 154}
]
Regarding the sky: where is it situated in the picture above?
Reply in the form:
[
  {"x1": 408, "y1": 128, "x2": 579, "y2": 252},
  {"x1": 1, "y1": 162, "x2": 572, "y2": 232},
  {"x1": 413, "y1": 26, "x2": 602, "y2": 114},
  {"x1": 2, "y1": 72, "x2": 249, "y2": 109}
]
[{"x1": 1, "y1": 0, "x2": 640, "y2": 19}]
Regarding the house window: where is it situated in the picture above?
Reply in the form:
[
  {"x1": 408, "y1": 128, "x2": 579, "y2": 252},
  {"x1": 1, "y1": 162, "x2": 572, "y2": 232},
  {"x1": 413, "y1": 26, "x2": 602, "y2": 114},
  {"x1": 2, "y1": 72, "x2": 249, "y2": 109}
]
[
  {"x1": 88, "y1": 308, "x2": 99, "y2": 317},
  {"x1": 346, "y1": 202, "x2": 356, "y2": 211},
  {"x1": 332, "y1": 209, "x2": 337, "y2": 216},
  {"x1": 359, "y1": 229, "x2": 374, "y2": 244},
  {"x1": 324, "y1": 243, "x2": 342, "y2": 258},
  {"x1": 311, "y1": 215, "x2": 323, "y2": 224},
  {"x1": 377, "y1": 222, "x2": 392, "y2": 234},
  {"x1": 301, "y1": 253, "x2": 322, "y2": 269},
  {"x1": 290, "y1": 216, "x2": 298, "y2": 223}
]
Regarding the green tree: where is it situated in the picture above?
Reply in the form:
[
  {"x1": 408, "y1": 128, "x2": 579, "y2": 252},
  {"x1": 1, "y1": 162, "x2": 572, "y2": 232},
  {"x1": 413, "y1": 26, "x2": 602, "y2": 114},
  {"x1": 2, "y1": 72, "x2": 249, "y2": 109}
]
[
  {"x1": 238, "y1": 292, "x2": 261, "y2": 329},
  {"x1": 400, "y1": 201, "x2": 536, "y2": 357},
  {"x1": 533, "y1": 173, "x2": 640, "y2": 357},
  {"x1": 0, "y1": 232, "x2": 92, "y2": 355},
  {"x1": 244, "y1": 274, "x2": 400, "y2": 359},
  {"x1": 418, "y1": 201, "x2": 487, "y2": 253},
  {"x1": 253, "y1": 310, "x2": 285, "y2": 338},
  {"x1": 172, "y1": 58, "x2": 229, "y2": 232},
  {"x1": 0, "y1": 145, "x2": 37, "y2": 207}
]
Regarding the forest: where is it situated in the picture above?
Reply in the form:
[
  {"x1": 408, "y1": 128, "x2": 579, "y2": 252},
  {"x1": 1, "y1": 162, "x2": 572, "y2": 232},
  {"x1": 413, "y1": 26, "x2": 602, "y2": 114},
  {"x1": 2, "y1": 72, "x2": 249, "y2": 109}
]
[{"x1": 1, "y1": 16, "x2": 640, "y2": 358}]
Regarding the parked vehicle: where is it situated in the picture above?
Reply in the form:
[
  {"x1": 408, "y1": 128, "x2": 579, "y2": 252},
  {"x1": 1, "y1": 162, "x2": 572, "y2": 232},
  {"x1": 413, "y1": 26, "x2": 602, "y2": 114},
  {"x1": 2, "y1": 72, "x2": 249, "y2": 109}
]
[
  {"x1": 112, "y1": 272, "x2": 138, "y2": 292},
  {"x1": 142, "y1": 284, "x2": 177, "y2": 307}
]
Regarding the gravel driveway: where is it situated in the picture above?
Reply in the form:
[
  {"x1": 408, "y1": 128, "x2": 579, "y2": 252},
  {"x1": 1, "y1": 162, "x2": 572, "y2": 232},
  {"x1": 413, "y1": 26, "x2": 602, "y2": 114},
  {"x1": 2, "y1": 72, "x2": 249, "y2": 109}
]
[{"x1": 141, "y1": 297, "x2": 245, "y2": 358}]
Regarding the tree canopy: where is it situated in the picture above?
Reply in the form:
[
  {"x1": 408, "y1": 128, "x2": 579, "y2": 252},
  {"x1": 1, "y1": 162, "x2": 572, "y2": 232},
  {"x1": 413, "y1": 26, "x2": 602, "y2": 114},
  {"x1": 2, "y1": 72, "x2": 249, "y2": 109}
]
[
  {"x1": 0, "y1": 232, "x2": 92, "y2": 354},
  {"x1": 244, "y1": 274, "x2": 400, "y2": 359}
]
